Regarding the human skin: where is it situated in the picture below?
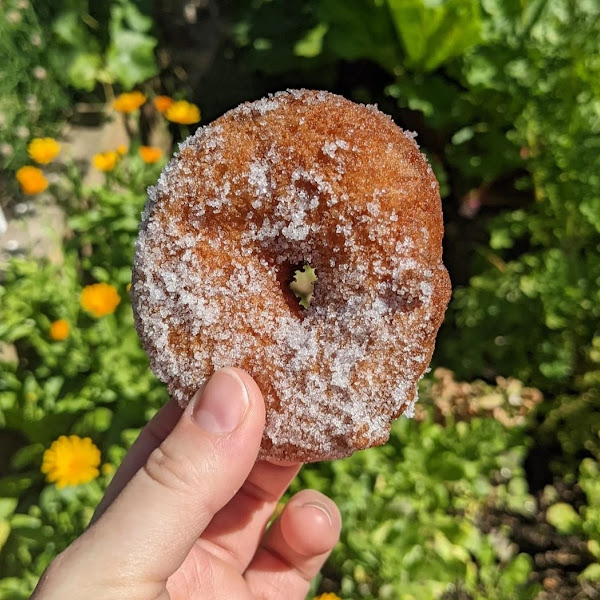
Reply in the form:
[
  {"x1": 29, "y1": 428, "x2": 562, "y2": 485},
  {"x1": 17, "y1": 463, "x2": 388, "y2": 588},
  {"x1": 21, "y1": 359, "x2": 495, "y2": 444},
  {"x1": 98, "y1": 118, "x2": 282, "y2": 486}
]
[{"x1": 31, "y1": 368, "x2": 341, "y2": 600}]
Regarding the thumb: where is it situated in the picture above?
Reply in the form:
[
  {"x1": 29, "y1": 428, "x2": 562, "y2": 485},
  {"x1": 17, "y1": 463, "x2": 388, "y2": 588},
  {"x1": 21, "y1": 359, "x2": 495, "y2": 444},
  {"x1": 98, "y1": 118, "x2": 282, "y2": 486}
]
[{"x1": 72, "y1": 368, "x2": 265, "y2": 586}]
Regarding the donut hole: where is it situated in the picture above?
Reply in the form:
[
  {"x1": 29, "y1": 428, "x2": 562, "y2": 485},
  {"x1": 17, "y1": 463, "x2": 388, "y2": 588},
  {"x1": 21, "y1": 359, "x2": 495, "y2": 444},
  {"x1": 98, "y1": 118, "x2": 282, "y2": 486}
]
[{"x1": 289, "y1": 263, "x2": 318, "y2": 309}]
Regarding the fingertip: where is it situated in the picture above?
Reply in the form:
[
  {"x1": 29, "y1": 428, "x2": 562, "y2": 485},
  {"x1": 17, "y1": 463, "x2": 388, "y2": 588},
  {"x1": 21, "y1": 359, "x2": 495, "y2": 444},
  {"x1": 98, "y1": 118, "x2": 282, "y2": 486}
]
[
  {"x1": 280, "y1": 490, "x2": 341, "y2": 557},
  {"x1": 185, "y1": 367, "x2": 266, "y2": 436},
  {"x1": 226, "y1": 367, "x2": 267, "y2": 426}
]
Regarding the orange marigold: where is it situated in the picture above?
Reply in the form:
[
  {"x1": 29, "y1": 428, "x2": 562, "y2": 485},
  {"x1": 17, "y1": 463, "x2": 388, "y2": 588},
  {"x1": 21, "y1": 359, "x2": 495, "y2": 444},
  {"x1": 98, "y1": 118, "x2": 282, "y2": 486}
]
[
  {"x1": 28, "y1": 137, "x2": 60, "y2": 164},
  {"x1": 49, "y1": 319, "x2": 70, "y2": 341},
  {"x1": 16, "y1": 166, "x2": 48, "y2": 194},
  {"x1": 80, "y1": 283, "x2": 121, "y2": 318},
  {"x1": 112, "y1": 91, "x2": 147, "y2": 113},
  {"x1": 165, "y1": 100, "x2": 201, "y2": 125},
  {"x1": 139, "y1": 145, "x2": 162, "y2": 164},
  {"x1": 93, "y1": 151, "x2": 119, "y2": 172},
  {"x1": 153, "y1": 95, "x2": 174, "y2": 114},
  {"x1": 116, "y1": 143, "x2": 128, "y2": 155}
]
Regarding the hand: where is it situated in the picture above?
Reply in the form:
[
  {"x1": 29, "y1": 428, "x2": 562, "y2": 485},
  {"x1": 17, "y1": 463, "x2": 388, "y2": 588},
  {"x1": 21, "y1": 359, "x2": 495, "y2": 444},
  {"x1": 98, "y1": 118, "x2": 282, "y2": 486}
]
[{"x1": 32, "y1": 368, "x2": 341, "y2": 599}]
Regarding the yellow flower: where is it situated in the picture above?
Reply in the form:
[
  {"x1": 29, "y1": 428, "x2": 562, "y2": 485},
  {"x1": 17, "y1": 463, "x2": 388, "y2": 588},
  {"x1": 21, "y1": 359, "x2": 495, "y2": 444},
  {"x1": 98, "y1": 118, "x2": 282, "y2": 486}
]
[
  {"x1": 92, "y1": 151, "x2": 119, "y2": 172},
  {"x1": 16, "y1": 166, "x2": 48, "y2": 194},
  {"x1": 165, "y1": 100, "x2": 201, "y2": 125},
  {"x1": 49, "y1": 319, "x2": 69, "y2": 341},
  {"x1": 80, "y1": 283, "x2": 121, "y2": 317},
  {"x1": 313, "y1": 594, "x2": 342, "y2": 600},
  {"x1": 28, "y1": 137, "x2": 60, "y2": 164},
  {"x1": 139, "y1": 145, "x2": 162, "y2": 164},
  {"x1": 41, "y1": 435, "x2": 101, "y2": 488},
  {"x1": 112, "y1": 91, "x2": 147, "y2": 113},
  {"x1": 116, "y1": 143, "x2": 128, "y2": 155},
  {"x1": 153, "y1": 95, "x2": 174, "y2": 114}
]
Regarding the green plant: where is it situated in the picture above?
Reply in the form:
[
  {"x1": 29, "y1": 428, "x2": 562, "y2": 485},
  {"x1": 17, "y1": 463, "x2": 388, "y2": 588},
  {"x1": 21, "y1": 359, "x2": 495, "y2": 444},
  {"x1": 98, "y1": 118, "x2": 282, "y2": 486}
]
[
  {"x1": 296, "y1": 374, "x2": 540, "y2": 599},
  {"x1": 50, "y1": 0, "x2": 158, "y2": 92},
  {"x1": 0, "y1": 144, "x2": 168, "y2": 595},
  {"x1": 0, "y1": 0, "x2": 70, "y2": 170}
]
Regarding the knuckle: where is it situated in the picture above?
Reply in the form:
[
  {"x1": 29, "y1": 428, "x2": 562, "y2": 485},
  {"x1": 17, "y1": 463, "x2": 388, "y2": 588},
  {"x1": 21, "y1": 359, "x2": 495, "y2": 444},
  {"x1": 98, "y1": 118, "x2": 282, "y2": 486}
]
[{"x1": 142, "y1": 440, "x2": 202, "y2": 494}]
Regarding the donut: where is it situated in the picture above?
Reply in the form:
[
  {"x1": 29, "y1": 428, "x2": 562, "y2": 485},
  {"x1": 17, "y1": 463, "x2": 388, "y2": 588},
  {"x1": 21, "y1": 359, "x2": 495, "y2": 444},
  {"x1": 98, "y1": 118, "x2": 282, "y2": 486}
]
[{"x1": 131, "y1": 89, "x2": 451, "y2": 462}]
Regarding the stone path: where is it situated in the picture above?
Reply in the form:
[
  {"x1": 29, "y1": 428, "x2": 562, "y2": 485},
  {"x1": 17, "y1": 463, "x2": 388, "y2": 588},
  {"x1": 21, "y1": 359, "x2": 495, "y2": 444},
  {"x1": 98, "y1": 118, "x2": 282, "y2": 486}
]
[{"x1": 0, "y1": 112, "x2": 170, "y2": 267}]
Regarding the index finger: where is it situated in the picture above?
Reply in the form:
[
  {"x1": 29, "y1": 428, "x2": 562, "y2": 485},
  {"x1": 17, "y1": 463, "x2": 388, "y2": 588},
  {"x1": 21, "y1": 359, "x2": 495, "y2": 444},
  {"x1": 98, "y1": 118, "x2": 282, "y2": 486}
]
[{"x1": 91, "y1": 397, "x2": 183, "y2": 523}]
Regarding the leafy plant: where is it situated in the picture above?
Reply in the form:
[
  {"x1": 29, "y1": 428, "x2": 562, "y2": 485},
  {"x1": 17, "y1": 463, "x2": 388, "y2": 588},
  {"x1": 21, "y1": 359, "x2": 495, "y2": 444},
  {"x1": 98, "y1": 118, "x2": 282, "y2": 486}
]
[
  {"x1": 296, "y1": 373, "x2": 540, "y2": 600},
  {"x1": 51, "y1": 0, "x2": 158, "y2": 91},
  {"x1": 0, "y1": 0, "x2": 70, "y2": 170}
]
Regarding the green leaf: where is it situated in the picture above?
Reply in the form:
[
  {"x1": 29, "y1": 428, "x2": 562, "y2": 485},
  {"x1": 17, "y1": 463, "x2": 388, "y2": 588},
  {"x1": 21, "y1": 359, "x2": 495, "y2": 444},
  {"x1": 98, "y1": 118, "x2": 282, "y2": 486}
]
[
  {"x1": 319, "y1": 0, "x2": 401, "y2": 71},
  {"x1": 105, "y1": 29, "x2": 158, "y2": 89},
  {"x1": 386, "y1": 0, "x2": 481, "y2": 71},
  {"x1": 44, "y1": 377, "x2": 65, "y2": 403},
  {"x1": 0, "y1": 475, "x2": 36, "y2": 497},
  {"x1": 589, "y1": 539, "x2": 600, "y2": 559},
  {"x1": 0, "y1": 576, "x2": 33, "y2": 597},
  {"x1": 121, "y1": 1, "x2": 153, "y2": 32},
  {"x1": 0, "y1": 520, "x2": 10, "y2": 553},
  {"x1": 580, "y1": 198, "x2": 600, "y2": 234},
  {"x1": 294, "y1": 23, "x2": 329, "y2": 58},
  {"x1": 10, "y1": 514, "x2": 42, "y2": 530},
  {"x1": 68, "y1": 53, "x2": 103, "y2": 91},
  {"x1": 580, "y1": 563, "x2": 600, "y2": 581},
  {"x1": 10, "y1": 444, "x2": 44, "y2": 470},
  {"x1": 72, "y1": 407, "x2": 113, "y2": 436},
  {"x1": 52, "y1": 11, "x2": 87, "y2": 46},
  {"x1": 546, "y1": 502, "x2": 582, "y2": 534},
  {"x1": 0, "y1": 498, "x2": 18, "y2": 520}
]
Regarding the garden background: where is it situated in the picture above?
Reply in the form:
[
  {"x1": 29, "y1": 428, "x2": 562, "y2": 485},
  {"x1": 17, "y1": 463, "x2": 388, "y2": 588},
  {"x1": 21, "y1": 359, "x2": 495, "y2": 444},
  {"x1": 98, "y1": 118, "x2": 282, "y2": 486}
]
[{"x1": 1, "y1": 0, "x2": 599, "y2": 598}]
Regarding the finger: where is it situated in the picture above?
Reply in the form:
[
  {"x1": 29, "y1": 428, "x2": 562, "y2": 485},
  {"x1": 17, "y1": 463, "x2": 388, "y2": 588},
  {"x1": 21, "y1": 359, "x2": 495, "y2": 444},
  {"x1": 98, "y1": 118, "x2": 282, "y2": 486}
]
[
  {"x1": 68, "y1": 368, "x2": 265, "y2": 589},
  {"x1": 92, "y1": 398, "x2": 183, "y2": 522},
  {"x1": 198, "y1": 460, "x2": 301, "y2": 571},
  {"x1": 244, "y1": 489, "x2": 341, "y2": 600}
]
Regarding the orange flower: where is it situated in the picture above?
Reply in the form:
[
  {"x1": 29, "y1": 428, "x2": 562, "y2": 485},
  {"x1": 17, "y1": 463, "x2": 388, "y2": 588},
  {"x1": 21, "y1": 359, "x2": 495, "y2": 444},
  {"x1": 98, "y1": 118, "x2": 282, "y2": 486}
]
[
  {"x1": 80, "y1": 283, "x2": 121, "y2": 317},
  {"x1": 165, "y1": 100, "x2": 201, "y2": 125},
  {"x1": 153, "y1": 95, "x2": 174, "y2": 114},
  {"x1": 49, "y1": 319, "x2": 70, "y2": 341},
  {"x1": 28, "y1": 137, "x2": 60, "y2": 164},
  {"x1": 116, "y1": 143, "x2": 128, "y2": 155},
  {"x1": 313, "y1": 594, "x2": 343, "y2": 600},
  {"x1": 139, "y1": 145, "x2": 162, "y2": 164},
  {"x1": 92, "y1": 151, "x2": 119, "y2": 172},
  {"x1": 16, "y1": 166, "x2": 48, "y2": 194},
  {"x1": 112, "y1": 91, "x2": 147, "y2": 113}
]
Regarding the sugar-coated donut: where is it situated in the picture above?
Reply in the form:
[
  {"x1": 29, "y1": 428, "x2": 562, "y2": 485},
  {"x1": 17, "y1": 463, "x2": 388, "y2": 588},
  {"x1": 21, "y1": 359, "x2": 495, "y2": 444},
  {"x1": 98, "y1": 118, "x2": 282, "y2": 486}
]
[{"x1": 131, "y1": 89, "x2": 451, "y2": 462}]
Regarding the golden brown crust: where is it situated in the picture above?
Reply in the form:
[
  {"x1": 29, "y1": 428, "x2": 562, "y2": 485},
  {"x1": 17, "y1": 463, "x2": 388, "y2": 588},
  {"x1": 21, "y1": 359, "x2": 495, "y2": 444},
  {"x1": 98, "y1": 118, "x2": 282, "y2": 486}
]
[{"x1": 132, "y1": 89, "x2": 451, "y2": 462}]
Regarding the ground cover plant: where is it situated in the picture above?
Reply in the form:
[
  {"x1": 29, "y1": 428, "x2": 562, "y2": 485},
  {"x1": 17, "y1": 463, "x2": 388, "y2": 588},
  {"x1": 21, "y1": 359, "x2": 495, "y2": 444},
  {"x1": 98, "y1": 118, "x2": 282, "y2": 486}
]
[{"x1": 1, "y1": 0, "x2": 599, "y2": 598}]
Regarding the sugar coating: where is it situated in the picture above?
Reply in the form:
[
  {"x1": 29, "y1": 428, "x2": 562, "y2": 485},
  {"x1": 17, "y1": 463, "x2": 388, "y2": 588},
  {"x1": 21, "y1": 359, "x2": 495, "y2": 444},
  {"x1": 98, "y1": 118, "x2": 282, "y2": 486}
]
[{"x1": 132, "y1": 89, "x2": 451, "y2": 462}]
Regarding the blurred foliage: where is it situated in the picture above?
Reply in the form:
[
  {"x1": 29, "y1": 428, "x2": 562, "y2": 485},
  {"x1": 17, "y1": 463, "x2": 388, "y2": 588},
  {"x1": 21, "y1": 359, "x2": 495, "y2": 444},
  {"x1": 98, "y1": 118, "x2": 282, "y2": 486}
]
[
  {"x1": 0, "y1": 0, "x2": 158, "y2": 171},
  {"x1": 296, "y1": 372, "x2": 541, "y2": 600},
  {"x1": 440, "y1": 0, "x2": 600, "y2": 391},
  {"x1": 2, "y1": 0, "x2": 600, "y2": 598},
  {"x1": 0, "y1": 149, "x2": 168, "y2": 596},
  {"x1": 50, "y1": 0, "x2": 158, "y2": 91},
  {"x1": 0, "y1": 0, "x2": 70, "y2": 170}
]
